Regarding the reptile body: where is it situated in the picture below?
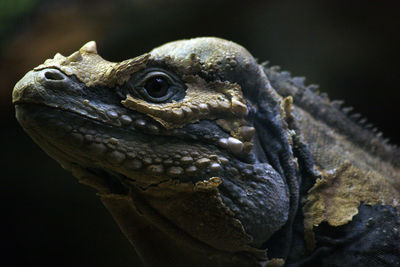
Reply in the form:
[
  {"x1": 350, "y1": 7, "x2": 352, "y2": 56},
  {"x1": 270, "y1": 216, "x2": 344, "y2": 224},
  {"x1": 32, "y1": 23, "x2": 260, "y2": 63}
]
[{"x1": 12, "y1": 37, "x2": 400, "y2": 266}]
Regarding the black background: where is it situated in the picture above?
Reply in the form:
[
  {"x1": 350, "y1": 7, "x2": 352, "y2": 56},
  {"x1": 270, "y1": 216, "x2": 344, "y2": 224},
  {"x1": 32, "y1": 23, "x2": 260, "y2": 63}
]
[{"x1": 1, "y1": 1, "x2": 399, "y2": 266}]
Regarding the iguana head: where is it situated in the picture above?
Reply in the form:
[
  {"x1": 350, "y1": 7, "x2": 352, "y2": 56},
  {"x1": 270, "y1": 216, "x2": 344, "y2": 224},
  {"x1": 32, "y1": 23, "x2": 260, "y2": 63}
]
[{"x1": 13, "y1": 37, "x2": 297, "y2": 264}]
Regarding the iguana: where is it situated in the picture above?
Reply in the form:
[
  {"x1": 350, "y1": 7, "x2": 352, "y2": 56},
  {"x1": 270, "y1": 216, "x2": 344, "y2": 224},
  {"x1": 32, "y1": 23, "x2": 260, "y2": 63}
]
[{"x1": 12, "y1": 37, "x2": 400, "y2": 266}]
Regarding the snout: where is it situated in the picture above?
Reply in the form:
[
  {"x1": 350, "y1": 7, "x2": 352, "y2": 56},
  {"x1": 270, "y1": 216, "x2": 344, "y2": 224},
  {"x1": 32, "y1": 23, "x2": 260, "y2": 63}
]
[{"x1": 12, "y1": 68, "x2": 72, "y2": 105}]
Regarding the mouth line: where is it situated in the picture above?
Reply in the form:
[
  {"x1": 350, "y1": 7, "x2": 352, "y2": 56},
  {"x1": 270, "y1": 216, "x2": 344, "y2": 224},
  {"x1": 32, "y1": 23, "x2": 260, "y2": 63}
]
[
  {"x1": 14, "y1": 101, "x2": 169, "y2": 146},
  {"x1": 14, "y1": 99, "x2": 111, "y2": 127},
  {"x1": 15, "y1": 100, "x2": 227, "y2": 148},
  {"x1": 15, "y1": 96, "x2": 250, "y2": 164},
  {"x1": 15, "y1": 100, "x2": 239, "y2": 154},
  {"x1": 15, "y1": 102, "x2": 241, "y2": 183}
]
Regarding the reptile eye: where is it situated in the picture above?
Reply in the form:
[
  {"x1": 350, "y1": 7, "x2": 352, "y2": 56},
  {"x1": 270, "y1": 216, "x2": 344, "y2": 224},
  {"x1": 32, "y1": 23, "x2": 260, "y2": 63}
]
[
  {"x1": 143, "y1": 76, "x2": 170, "y2": 98},
  {"x1": 126, "y1": 69, "x2": 185, "y2": 103},
  {"x1": 136, "y1": 71, "x2": 176, "y2": 102}
]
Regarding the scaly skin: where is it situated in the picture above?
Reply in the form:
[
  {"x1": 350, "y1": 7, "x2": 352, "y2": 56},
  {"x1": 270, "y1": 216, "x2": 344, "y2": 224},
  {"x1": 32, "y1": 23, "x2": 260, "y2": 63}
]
[{"x1": 13, "y1": 37, "x2": 400, "y2": 266}]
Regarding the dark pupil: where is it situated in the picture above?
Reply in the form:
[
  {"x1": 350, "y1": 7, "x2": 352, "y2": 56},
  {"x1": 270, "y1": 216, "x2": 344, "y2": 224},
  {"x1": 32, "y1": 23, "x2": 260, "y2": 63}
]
[{"x1": 144, "y1": 76, "x2": 169, "y2": 98}]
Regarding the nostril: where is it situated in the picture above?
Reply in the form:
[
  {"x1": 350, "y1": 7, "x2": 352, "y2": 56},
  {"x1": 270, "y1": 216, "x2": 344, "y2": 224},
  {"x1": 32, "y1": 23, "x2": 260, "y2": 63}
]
[{"x1": 44, "y1": 70, "x2": 64, "y2": 81}]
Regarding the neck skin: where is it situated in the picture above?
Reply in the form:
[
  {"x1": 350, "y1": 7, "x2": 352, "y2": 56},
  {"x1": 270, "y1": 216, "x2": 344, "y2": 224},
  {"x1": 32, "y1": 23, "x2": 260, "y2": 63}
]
[
  {"x1": 71, "y1": 165, "x2": 266, "y2": 267},
  {"x1": 100, "y1": 190, "x2": 265, "y2": 267}
]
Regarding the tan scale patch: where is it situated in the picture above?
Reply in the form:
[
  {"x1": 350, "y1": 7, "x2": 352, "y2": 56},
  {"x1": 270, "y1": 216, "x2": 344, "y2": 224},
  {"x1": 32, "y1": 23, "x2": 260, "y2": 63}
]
[
  {"x1": 194, "y1": 177, "x2": 222, "y2": 192},
  {"x1": 266, "y1": 258, "x2": 285, "y2": 267},
  {"x1": 303, "y1": 162, "x2": 400, "y2": 250},
  {"x1": 121, "y1": 75, "x2": 249, "y2": 133},
  {"x1": 34, "y1": 41, "x2": 150, "y2": 87}
]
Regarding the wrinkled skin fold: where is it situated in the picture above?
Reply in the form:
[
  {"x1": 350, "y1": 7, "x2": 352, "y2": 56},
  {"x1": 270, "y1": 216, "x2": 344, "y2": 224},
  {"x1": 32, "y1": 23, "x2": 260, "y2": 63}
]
[{"x1": 13, "y1": 37, "x2": 400, "y2": 266}]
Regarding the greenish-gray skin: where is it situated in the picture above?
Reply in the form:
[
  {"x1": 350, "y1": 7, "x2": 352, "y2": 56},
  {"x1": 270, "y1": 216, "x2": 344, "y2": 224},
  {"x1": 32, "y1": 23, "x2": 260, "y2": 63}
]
[{"x1": 12, "y1": 37, "x2": 400, "y2": 266}]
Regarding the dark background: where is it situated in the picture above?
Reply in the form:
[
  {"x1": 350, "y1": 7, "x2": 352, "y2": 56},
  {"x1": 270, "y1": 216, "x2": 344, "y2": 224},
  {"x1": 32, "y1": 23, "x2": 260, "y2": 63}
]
[{"x1": 1, "y1": 0, "x2": 399, "y2": 266}]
